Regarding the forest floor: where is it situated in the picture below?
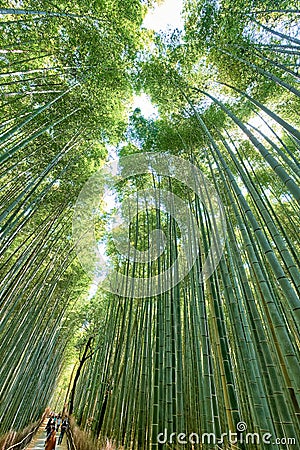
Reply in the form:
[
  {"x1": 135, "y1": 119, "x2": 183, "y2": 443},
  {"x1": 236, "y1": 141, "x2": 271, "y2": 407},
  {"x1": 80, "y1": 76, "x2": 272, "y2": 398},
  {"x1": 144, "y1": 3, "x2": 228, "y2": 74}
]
[{"x1": 26, "y1": 420, "x2": 67, "y2": 450}]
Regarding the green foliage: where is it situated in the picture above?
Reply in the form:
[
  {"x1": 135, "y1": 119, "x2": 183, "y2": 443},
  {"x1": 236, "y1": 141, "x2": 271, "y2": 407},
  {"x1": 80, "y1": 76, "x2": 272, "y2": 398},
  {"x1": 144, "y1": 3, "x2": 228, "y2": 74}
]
[
  {"x1": 0, "y1": 0, "x2": 147, "y2": 436},
  {"x1": 0, "y1": 1, "x2": 300, "y2": 449}
]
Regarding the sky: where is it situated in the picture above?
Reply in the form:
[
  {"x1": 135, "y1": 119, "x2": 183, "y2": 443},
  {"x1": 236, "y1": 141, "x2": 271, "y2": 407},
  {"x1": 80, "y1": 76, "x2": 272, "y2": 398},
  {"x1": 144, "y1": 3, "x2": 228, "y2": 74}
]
[
  {"x1": 143, "y1": 0, "x2": 184, "y2": 33},
  {"x1": 132, "y1": 93, "x2": 158, "y2": 119}
]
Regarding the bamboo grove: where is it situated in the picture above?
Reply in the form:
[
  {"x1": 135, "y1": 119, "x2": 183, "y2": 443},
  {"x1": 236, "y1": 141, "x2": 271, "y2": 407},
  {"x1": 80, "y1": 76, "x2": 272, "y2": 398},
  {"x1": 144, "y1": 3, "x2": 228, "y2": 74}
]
[{"x1": 0, "y1": 1, "x2": 300, "y2": 449}]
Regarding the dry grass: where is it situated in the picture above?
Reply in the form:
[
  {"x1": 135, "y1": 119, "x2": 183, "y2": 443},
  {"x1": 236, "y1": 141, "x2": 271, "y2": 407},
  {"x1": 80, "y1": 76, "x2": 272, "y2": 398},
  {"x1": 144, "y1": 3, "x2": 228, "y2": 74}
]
[
  {"x1": 0, "y1": 409, "x2": 49, "y2": 450},
  {"x1": 99, "y1": 439, "x2": 124, "y2": 450},
  {"x1": 69, "y1": 417, "x2": 124, "y2": 450},
  {"x1": 0, "y1": 422, "x2": 40, "y2": 450}
]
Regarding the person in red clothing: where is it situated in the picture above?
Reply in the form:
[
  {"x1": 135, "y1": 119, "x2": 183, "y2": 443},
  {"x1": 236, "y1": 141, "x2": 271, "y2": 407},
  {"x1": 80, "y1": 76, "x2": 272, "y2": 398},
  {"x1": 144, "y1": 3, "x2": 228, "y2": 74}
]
[{"x1": 45, "y1": 426, "x2": 56, "y2": 450}]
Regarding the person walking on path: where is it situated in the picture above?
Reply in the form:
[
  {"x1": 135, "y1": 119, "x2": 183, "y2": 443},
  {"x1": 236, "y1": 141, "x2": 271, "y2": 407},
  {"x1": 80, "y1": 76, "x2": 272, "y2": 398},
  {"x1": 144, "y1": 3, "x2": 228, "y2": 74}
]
[
  {"x1": 56, "y1": 415, "x2": 62, "y2": 432},
  {"x1": 45, "y1": 417, "x2": 53, "y2": 436},
  {"x1": 58, "y1": 419, "x2": 68, "y2": 445},
  {"x1": 45, "y1": 427, "x2": 56, "y2": 450}
]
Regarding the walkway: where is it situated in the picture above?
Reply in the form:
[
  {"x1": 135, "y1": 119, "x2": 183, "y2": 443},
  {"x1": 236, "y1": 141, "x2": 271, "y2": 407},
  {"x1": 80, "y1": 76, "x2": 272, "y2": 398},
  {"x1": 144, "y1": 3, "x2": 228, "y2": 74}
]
[{"x1": 26, "y1": 421, "x2": 67, "y2": 450}]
